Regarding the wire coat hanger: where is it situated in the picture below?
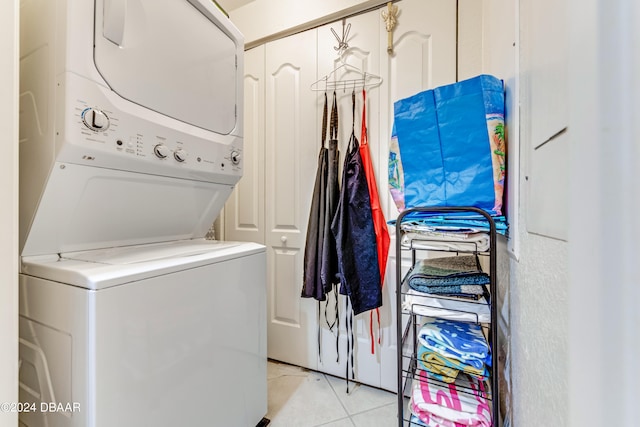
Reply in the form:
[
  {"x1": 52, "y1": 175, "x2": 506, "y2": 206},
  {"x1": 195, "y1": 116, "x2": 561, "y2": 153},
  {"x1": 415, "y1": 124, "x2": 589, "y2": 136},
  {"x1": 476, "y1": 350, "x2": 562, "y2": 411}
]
[{"x1": 311, "y1": 61, "x2": 383, "y2": 92}]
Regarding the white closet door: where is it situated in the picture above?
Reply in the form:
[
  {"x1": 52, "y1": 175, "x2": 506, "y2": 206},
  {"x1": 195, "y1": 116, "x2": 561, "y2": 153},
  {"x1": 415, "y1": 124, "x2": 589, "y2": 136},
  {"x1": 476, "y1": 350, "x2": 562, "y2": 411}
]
[
  {"x1": 264, "y1": 29, "x2": 320, "y2": 369},
  {"x1": 378, "y1": 0, "x2": 457, "y2": 392},
  {"x1": 225, "y1": 45, "x2": 266, "y2": 245}
]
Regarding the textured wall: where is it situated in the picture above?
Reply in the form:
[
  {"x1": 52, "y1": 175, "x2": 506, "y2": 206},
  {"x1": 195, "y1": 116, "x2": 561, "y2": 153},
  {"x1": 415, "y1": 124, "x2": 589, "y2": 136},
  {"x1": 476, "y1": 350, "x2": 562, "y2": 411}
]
[{"x1": 510, "y1": 233, "x2": 568, "y2": 426}]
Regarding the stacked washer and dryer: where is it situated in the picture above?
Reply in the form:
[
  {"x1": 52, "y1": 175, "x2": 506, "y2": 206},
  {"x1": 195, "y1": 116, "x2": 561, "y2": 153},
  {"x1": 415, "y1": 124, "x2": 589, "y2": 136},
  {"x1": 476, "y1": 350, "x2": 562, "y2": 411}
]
[{"x1": 18, "y1": 1, "x2": 266, "y2": 426}]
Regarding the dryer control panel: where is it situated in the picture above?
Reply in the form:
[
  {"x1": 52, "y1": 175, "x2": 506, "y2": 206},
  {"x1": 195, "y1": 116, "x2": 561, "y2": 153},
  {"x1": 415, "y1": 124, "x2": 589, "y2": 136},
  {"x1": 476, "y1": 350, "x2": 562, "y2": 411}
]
[{"x1": 59, "y1": 73, "x2": 243, "y2": 186}]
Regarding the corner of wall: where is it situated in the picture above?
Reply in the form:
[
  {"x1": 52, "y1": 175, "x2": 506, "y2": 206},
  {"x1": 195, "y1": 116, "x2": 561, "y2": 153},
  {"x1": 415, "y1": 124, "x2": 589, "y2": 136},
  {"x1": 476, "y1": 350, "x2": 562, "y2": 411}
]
[{"x1": 0, "y1": 1, "x2": 20, "y2": 425}]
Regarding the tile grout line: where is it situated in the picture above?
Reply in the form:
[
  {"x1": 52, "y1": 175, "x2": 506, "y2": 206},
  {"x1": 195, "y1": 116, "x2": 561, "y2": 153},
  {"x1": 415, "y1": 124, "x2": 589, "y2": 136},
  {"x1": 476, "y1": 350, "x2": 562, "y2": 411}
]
[
  {"x1": 326, "y1": 373, "x2": 398, "y2": 413},
  {"x1": 323, "y1": 372, "x2": 355, "y2": 424},
  {"x1": 348, "y1": 401, "x2": 398, "y2": 418},
  {"x1": 307, "y1": 373, "x2": 355, "y2": 427},
  {"x1": 270, "y1": 361, "x2": 395, "y2": 427},
  {"x1": 313, "y1": 416, "x2": 357, "y2": 427}
]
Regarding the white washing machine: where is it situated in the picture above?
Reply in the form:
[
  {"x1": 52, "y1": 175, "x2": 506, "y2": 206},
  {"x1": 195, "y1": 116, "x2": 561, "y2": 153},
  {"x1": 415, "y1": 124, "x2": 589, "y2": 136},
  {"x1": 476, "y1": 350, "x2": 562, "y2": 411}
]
[
  {"x1": 18, "y1": 1, "x2": 266, "y2": 426},
  {"x1": 19, "y1": 240, "x2": 266, "y2": 427}
]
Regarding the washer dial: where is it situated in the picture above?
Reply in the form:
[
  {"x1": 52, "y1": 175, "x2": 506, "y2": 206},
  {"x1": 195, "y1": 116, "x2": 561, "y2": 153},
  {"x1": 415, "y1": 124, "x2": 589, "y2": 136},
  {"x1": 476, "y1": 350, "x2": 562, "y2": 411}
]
[
  {"x1": 174, "y1": 148, "x2": 188, "y2": 162},
  {"x1": 153, "y1": 144, "x2": 170, "y2": 159},
  {"x1": 230, "y1": 150, "x2": 241, "y2": 165},
  {"x1": 82, "y1": 108, "x2": 110, "y2": 132}
]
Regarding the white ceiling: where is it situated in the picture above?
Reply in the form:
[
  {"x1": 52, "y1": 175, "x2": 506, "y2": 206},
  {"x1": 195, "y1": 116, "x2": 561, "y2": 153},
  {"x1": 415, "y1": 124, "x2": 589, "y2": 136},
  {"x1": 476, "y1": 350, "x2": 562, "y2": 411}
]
[{"x1": 215, "y1": 0, "x2": 255, "y2": 12}]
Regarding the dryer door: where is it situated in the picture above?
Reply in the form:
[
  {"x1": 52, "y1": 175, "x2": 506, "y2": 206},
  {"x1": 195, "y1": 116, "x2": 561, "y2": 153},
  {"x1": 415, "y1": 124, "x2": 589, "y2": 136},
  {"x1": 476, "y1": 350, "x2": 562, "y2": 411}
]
[{"x1": 94, "y1": 0, "x2": 240, "y2": 135}]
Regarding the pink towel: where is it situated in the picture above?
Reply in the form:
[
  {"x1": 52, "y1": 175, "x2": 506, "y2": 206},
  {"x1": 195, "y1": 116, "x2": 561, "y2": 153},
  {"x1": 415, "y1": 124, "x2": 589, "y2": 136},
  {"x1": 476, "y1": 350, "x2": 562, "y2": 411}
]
[{"x1": 410, "y1": 370, "x2": 492, "y2": 427}]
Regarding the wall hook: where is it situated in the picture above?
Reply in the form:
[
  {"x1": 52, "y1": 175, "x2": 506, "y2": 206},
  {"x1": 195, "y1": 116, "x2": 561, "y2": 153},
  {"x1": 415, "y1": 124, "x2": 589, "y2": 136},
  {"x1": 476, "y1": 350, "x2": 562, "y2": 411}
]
[{"x1": 381, "y1": 2, "x2": 399, "y2": 55}]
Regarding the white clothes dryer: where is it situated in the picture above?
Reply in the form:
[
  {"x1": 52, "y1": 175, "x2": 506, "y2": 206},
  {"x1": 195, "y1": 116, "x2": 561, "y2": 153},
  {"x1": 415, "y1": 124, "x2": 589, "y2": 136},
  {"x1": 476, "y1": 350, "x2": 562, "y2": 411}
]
[
  {"x1": 20, "y1": 0, "x2": 245, "y2": 257},
  {"x1": 18, "y1": 1, "x2": 267, "y2": 426}
]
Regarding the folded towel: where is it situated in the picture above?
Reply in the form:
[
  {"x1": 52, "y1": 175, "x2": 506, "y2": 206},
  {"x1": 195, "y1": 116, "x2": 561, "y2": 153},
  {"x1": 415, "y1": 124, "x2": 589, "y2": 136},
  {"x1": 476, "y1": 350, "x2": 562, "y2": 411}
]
[
  {"x1": 409, "y1": 283, "x2": 486, "y2": 299},
  {"x1": 409, "y1": 410, "x2": 468, "y2": 427},
  {"x1": 402, "y1": 290, "x2": 491, "y2": 323},
  {"x1": 405, "y1": 256, "x2": 489, "y2": 293},
  {"x1": 418, "y1": 318, "x2": 491, "y2": 369},
  {"x1": 418, "y1": 345, "x2": 489, "y2": 383},
  {"x1": 409, "y1": 414, "x2": 431, "y2": 426},
  {"x1": 410, "y1": 409, "x2": 468, "y2": 427},
  {"x1": 411, "y1": 370, "x2": 492, "y2": 427},
  {"x1": 410, "y1": 255, "x2": 482, "y2": 277},
  {"x1": 417, "y1": 348, "x2": 460, "y2": 384},
  {"x1": 434, "y1": 293, "x2": 482, "y2": 301},
  {"x1": 393, "y1": 212, "x2": 508, "y2": 236},
  {"x1": 401, "y1": 230, "x2": 490, "y2": 253}
]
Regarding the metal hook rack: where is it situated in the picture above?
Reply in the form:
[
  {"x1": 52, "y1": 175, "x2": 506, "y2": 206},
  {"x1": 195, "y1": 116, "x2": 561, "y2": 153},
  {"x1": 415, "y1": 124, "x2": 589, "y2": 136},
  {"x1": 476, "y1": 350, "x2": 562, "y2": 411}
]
[
  {"x1": 311, "y1": 57, "x2": 383, "y2": 92},
  {"x1": 312, "y1": 19, "x2": 384, "y2": 92},
  {"x1": 331, "y1": 19, "x2": 351, "y2": 56}
]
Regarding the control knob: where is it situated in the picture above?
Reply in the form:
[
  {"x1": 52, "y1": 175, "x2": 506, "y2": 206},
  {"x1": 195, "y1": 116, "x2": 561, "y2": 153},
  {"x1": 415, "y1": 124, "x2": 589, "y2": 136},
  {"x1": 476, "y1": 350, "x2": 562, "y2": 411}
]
[
  {"x1": 230, "y1": 150, "x2": 241, "y2": 165},
  {"x1": 153, "y1": 144, "x2": 170, "y2": 159},
  {"x1": 174, "y1": 148, "x2": 188, "y2": 162},
  {"x1": 82, "y1": 108, "x2": 110, "y2": 132}
]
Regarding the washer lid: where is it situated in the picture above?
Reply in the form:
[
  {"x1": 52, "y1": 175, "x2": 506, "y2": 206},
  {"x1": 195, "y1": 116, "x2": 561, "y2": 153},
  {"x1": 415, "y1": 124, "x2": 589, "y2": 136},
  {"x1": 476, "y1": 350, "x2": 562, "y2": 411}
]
[
  {"x1": 21, "y1": 240, "x2": 265, "y2": 290},
  {"x1": 94, "y1": 0, "x2": 241, "y2": 134},
  {"x1": 20, "y1": 163, "x2": 235, "y2": 257}
]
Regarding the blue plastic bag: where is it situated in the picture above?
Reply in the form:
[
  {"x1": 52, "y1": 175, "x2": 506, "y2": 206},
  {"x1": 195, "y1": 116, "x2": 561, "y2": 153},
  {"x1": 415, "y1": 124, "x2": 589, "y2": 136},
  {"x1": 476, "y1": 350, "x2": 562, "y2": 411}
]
[{"x1": 391, "y1": 75, "x2": 505, "y2": 215}]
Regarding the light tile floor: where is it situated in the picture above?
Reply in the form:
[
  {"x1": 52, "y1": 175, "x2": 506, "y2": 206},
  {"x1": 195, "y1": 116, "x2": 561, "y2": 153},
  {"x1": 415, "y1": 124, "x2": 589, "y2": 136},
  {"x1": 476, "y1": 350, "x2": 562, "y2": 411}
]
[{"x1": 266, "y1": 360, "x2": 399, "y2": 427}]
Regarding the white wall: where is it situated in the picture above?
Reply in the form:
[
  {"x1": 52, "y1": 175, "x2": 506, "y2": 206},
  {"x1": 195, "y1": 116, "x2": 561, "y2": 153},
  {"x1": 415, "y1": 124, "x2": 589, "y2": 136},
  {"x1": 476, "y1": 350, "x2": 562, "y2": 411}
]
[
  {"x1": 0, "y1": 0, "x2": 19, "y2": 426},
  {"x1": 567, "y1": 0, "x2": 640, "y2": 425},
  {"x1": 230, "y1": 0, "x2": 390, "y2": 47}
]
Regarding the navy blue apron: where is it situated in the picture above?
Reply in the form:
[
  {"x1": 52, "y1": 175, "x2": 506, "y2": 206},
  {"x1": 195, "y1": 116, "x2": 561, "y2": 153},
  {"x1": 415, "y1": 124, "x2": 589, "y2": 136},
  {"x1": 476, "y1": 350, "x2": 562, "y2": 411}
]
[{"x1": 331, "y1": 91, "x2": 382, "y2": 316}]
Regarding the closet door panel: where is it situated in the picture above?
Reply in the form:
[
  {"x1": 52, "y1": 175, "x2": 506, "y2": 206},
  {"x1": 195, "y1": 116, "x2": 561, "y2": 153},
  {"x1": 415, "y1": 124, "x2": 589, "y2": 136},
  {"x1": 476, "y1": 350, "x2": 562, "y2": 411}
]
[
  {"x1": 265, "y1": 29, "x2": 319, "y2": 370},
  {"x1": 378, "y1": 0, "x2": 457, "y2": 392},
  {"x1": 224, "y1": 45, "x2": 265, "y2": 244}
]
